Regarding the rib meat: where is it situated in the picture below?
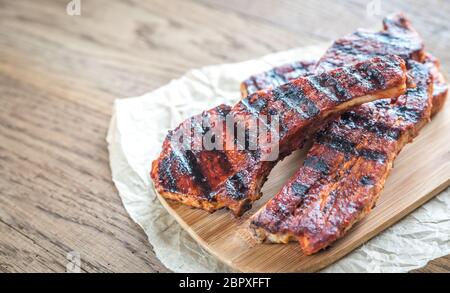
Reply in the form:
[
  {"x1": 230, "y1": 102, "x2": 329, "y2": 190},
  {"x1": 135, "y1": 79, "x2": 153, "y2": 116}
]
[
  {"x1": 151, "y1": 56, "x2": 407, "y2": 216},
  {"x1": 240, "y1": 13, "x2": 424, "y2": 97},
  {"x1": 241, "y1": 13, "x2": 447, "y2": 110},
  {"x1": 241, "y1": 60, "x2": 316, "y2": 97},
  {"x1": 241, "y1": 57, "x2": 447, "y2": 114},
  {"x1": 249, "y1": 13, "x2": 448, "y2": 254},
  {"x1": 250, "y1": 60, "x2": 434, "y2": 254},
  {"x1": 316, "y1": 12, "x2": 425, "y2": 72}
]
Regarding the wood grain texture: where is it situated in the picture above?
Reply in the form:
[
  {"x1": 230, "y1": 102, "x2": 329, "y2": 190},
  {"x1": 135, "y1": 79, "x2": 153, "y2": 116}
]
[{"x1": 0, "y1": 0, "x2": 448, "y2": 272}]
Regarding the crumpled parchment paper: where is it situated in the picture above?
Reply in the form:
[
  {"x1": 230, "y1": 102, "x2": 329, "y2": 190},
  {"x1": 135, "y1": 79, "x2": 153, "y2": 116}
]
[{"x1": 106, "y1": 45, "x2": 450, "y2": 273}]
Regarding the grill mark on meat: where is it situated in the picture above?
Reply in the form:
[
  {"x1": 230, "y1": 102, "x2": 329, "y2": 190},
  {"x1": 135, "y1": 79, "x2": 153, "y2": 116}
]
[
  {"x1": 307, "y1": 74, "x2": 351, "y2": 102},
  {"x1": 239, "y1": 95, "x2": 273, "y2": 136},
  {"x1": 241, "y1": 61, "x2": 316, "y2": 97},
  {"x1": 373, "y1": 99, "x2": 392, "y2": 110},
  {"x1": 395, "y1": 105, "x2": 422, "y2": 122},
  {"x1": 316, "y1": 132, "x2": 386, "y2": 162},
  {"x1": 358, "y1": 149, "x2": 386, "y2": 163},
  {"x1": 292, "y1": 62, "x2": 314, "y2": 74},
  {"x1": 158, "y1": 153, "x2": 178, "y2": 192},
  {"x1": 224, "y1": 171, "x2": 249, "y2": 200},
  {"x1": 240, "y1": 94, "x2": 268, "y2": 115},
  {"x1": 353, "y1": 31, "x2": 414, "y2": 60},
  {"x1": 170, "y1": 149, "x2": 195, "y2": 176},
  {"x1": 152, "y1": 56, "x2": 407, "y2": 216},
  {"x1": 184, "y1": 150, "x2": 212, "y2": 195},
  {"x1": 272, "y1": 83, "x2": 320, "y2": 119},
  {"x1": 303, "y1": 156, "x2": 330, "y2": 175},
  {"x1": 316, "y1": 132, "x2": 356, "y2": 155},
  {"x1": 357, "y1": 61, "x2": 386, "y2": 88},
  {"x1": 291, "y1": 182, "x2": 310, "y2": 198},
  {"x1": 340, "y1": 112, "x2": 401, "y2": 140},
  {"x1": 341, "y1": 67, "x2": 372, "y2": 90},
  {"x1": 268, "y1": 70, "x2": 289, "y2": 86},
  {"x1": 360, "y1": 175, "x2": 374, "y2": 186}
]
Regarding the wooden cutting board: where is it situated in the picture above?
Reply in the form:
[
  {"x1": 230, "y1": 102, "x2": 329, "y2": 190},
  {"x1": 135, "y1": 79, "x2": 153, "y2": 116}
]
[{"x1": 156, "y1": 101, "x2": 450, "y2": 272}]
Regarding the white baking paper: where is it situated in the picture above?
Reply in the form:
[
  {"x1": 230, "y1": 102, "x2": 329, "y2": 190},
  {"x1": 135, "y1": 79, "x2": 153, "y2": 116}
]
[{"x1": 106, "y1": 45, "x2": 450, "y2": 273}]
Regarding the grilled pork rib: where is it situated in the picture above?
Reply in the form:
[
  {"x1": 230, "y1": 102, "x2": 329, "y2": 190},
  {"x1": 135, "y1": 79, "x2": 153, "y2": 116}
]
[
  {"x1": 240, "y1": 13, "x2": 424, "y2": 97},
  {"x1": 241, "y1": 14, "x2": 426, "y2": 97},
  {"x1": 151, "y1": 56, "x2": 407, "y2": 216},
  {"x1": 316, "y1": 13, "x2": 424, "y2": 73},
  {"x1": 241, "y1": 60, "x2": 316, "y2": 98},
  {"x1": 242, "y1": 57, "x2": 447, "y2": 118},
  {"x1": 249, "y1": 13, "x2": 448, "y2": 254},
  {"x1": 250, "y1": 60, "x2": 435, "y2": 254},
  {"x1": 240, "y1": 15, "x2": 447, "y2": 114}
]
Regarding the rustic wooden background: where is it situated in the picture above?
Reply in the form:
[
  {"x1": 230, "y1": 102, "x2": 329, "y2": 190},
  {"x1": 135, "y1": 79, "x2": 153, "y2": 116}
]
[{"x1": 0, "y1": 0, "x2": 448, "y2": 272}]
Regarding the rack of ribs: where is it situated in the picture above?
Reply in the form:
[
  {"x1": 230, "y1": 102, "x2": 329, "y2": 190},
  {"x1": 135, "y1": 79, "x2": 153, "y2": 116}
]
[
  {"x1": 241, "y1": 14, "x2": 447, "y2": 116},
  {"x1": 151, "y1": 55, "x2": 407, "y2": 216},
  {"x1": 250, "y1": 60, "x2": 435, "y2": 254},
  {"x1": 249, "y1": 13, "x2": 448, "y2": 254},
  {"x1": 242, "y1": 57, "x2": 446, "y2": 119}
]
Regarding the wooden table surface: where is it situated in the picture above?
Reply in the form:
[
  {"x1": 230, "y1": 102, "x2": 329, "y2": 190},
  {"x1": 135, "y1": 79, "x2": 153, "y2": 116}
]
[{"x1": 0, "y1": 0, "x2": 449, "y2": 273}]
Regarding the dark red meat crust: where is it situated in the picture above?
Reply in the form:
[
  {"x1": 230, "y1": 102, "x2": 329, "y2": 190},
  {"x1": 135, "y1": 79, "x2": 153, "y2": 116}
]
[
  {"x1": 250, "y1": 60, "x2": 434, "y2": 254},
  {"x1": 241, "y1": 60, "x2": 316, "y2": 97},
  {"x1": 151, "y1": 56, "x2": 407, "y2": 216},
  {"x1": 249, "y1": 13, "x2": 448, "y2": 254}
]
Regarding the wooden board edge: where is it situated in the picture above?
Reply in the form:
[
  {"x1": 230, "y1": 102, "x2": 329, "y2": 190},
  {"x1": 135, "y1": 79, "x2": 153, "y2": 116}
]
[
  {"x1": 152, "y1": 183, "x2": 243, "y2": 272},
  {"x1": 153, "y1": 176, "x2": 450, "y2": 272}
]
